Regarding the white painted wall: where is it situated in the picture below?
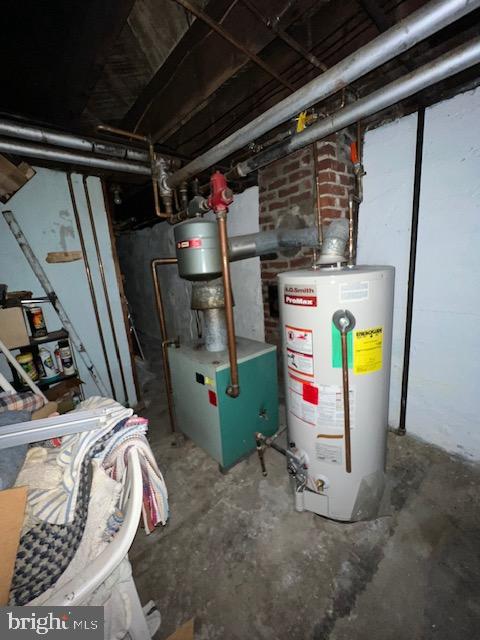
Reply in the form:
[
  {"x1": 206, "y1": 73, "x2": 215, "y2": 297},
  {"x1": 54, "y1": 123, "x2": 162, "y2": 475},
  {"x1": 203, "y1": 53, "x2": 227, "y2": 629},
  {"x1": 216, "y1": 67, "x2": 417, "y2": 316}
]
[
  {"x1": 357, "y1": 87, "x2": 480, "y2": 461},
  {"x1": 0, "y1": 168, "x2": 137, "y2": 406}
]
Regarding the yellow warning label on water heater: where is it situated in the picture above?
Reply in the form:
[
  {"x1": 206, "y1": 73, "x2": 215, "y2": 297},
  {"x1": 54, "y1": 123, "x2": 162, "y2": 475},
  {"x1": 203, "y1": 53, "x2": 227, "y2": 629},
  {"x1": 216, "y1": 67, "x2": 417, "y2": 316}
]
[{"x1": 353, "y1": 326, "x2": 383, "y2": 375}]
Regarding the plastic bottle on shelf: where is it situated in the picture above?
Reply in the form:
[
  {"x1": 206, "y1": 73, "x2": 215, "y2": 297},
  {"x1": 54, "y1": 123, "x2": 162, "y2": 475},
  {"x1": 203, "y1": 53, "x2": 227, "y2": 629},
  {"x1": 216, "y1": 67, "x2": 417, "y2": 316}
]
[
  {"x1": 38, "y1": 347, "x2": 58, "y2": 380},
  {"x1": 58, "y1": 340, "x2": 75, "y2": 375}
]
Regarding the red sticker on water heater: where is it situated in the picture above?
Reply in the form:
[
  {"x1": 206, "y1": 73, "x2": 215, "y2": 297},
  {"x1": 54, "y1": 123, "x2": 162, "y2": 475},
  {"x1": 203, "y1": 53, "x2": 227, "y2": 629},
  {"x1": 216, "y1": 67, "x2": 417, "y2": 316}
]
[
  {"x1": 176, "y1": 238, "x2": 202, "y2": 249},
  {"x1": 284, "y1": 284, "x2": 317, "y2": 307}
]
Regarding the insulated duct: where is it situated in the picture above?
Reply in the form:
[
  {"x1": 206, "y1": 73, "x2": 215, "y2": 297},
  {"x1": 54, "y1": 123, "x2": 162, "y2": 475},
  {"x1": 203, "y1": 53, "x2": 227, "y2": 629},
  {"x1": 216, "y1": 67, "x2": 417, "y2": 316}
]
[
  {"x1": 0, "y1": 119, "x2": 149, "y2": 163},
  {"x1": 167, "y1": 0, "x2": 480, "y2": 186},
  {"x1": 0, "y1": 138, "x2": 150, "y2": 176}
]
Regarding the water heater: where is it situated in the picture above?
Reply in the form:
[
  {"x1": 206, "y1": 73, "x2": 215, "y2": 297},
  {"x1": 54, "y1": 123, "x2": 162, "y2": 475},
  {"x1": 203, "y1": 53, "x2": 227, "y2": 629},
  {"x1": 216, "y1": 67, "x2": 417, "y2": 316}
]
[{"x1": 278, "y1": 265, "x2": 394, "y2": 521}]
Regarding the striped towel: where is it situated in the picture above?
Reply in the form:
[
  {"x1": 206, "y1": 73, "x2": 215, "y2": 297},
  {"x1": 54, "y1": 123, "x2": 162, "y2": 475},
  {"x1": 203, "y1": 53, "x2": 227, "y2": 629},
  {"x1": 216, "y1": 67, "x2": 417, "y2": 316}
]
[
  {"x1": 27, "y1": 396, "x2": 132, "y2": 525},
  {"x1": 99, "y1": 416, "x2": 169, "y2": 533}
]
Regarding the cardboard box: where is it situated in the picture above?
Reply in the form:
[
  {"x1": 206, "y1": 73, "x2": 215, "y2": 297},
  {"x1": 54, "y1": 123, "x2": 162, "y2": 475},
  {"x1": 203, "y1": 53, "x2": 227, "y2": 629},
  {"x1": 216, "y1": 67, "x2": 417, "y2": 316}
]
[
  {"x1": 0, "y1": 307, "x2": 29, "y2": 349},
  {"x1": 0, "y1": 486, "x2": 28, "y2": 605}
]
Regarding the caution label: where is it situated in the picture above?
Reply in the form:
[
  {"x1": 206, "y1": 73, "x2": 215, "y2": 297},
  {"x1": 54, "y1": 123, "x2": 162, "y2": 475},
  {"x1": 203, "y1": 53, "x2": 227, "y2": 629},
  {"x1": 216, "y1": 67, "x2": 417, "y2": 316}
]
[
  {"x1": 284, "y1": 284, "x2": 317, "y2": 307},
  {"x1": 285, "y1": 325, "x2": 313, "y2": 355},
  {"x1": 353, "y1": 326, "x2": 383, "y2": 375},
  {"x1": 315, "y1": 442, "x2": 342, "y2": 465},
  {"x1": 288, "y1": 374, "x2": 318, "y2": 425},
  {"x1": 287, "y1": 348, "x2": 314, "y2": 377},
  {"x1": 317, "y1": 384, "x2": 355, "y2": 430}
]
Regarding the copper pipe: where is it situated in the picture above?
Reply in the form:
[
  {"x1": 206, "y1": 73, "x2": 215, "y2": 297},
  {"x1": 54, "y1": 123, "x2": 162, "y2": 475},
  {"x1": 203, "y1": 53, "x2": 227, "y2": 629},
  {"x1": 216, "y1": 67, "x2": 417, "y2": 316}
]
[
  {"x1": 66, "y1": 173, "x2": 116, "y2": 398},
  {"x1": 97, "y1": 124, "x2": 148, "y2": 143},
  {"x1": 96, "y1": 123, "x2": 169, "y2": 220},
  {"x1": 312, "y1": 144, "x2": 323, "y2": 246},
  {"x1": 217, "y1": 214, "x2": 240, "y2": 397},
  {"x1": 348, "y1": 196, "x2": 354, "y2": 266},
  {"x1": 240, "y1": 0, "x2": 327, "y2": 71},
  {"x1": 151, "y1": 258, "x2": 178, "y2": 433},
  {"x1": 340, "y1": 331, "x2": 352, "y2": 473},
  {"x1": 172, "y1": 0, "x2": 294, "y2": 92},
  {"x1": 83, "y1": 176, "x2": 130, "y2": 403}
]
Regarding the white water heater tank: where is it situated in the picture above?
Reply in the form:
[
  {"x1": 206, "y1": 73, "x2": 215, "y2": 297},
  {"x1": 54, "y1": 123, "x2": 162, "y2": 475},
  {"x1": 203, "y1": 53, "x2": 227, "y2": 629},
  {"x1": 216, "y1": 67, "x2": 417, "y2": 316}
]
[{"x1": 278, "y1": 265, "x2": 394, "y2": 521}]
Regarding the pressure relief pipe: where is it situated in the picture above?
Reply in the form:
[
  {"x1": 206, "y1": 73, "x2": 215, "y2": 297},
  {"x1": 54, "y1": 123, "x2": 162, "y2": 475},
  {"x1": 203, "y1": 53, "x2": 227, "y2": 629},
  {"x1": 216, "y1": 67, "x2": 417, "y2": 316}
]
[{"x1": 208, "y1": 171, "x2": 240, "y2": 398}]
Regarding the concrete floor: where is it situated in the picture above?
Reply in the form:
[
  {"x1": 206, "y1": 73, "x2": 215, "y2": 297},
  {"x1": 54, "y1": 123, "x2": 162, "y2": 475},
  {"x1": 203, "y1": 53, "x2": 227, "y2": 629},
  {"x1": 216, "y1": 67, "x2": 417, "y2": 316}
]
[{"x1": 130, "y1": 367, "x2": 480, "y2": 640}]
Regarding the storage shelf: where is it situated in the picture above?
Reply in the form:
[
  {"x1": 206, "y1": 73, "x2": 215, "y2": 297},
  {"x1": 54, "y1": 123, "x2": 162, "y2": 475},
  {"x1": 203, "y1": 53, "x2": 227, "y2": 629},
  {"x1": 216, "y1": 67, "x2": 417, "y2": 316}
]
[
  {"x1": 7, "y1": 329, "x2": 69, "y2": 350},
  {"x1": 14, "y1": 371, "x2": 79, "y2": 392}
]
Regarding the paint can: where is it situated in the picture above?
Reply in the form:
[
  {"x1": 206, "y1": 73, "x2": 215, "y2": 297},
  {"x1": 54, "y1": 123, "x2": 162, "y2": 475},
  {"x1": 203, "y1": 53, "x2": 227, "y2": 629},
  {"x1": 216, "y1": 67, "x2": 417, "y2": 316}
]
[
  {"x1": 16, "y1": 352, "x2": 39, "y2": 381},
  {"x1": 26, "y1": 305, "x2": 48, "y2": 338}
]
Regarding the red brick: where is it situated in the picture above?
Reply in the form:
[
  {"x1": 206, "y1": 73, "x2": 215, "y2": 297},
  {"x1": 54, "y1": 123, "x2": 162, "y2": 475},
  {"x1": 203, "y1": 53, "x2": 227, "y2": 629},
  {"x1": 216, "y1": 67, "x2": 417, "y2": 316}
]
[
  {"x1": 269, "y1": 177, "x2": 287, "y2": 190},
  {"x1": 321, "y1": 208, "x2": 342, "y2": 218},
  {"x1": 282, "y1": 160, "x2": 300, "y2": 173},
  {"x1": 288, "y1": 169, "x2": 311, "y2": 183},
  {"x1": 302, "y1": 179, "x2": 313, "y2": 191},
  {"x1": 319, "y1": 195, "x2": 336, "y2": 208},
  {"x1": 269, "y1": 201, "x2": 284, "y2": 211},
  {"x1": 260, "y1": 214, "x2": 273, "y2": 223},
  {"x1": 289, "y1": 256, "x2": 312, "y2": 268},
  {"x1": 262, "y1": 271, "x2": 277, "y2": 280},
  {"x1": 315, "y1": 159, "x2": 346, "y2": 172},
  {"x1": 279, "y1": 184, "x2": 299, "y2": 198},
  {"x1": 329, "y1": 184, "x2": 347, "y2": 196},
  {"x1": 317, "y1": 170, "x2": 337, "y2": 184},
  {"x1": 289, "y1": 192, "x2": 311, "y2": 205},
  {"x1": 339, "y1": 174, "x2": 355, "y2": 186},
  {"x1": 316, "y1": 143, "x2": 336, "y2": 158}
]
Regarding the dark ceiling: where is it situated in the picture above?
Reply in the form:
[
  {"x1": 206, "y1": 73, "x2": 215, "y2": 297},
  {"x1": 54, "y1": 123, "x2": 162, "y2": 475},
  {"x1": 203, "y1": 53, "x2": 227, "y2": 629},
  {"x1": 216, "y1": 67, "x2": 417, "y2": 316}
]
[{"x1": 2, "y1": 0, "x2": 480, "y2": 213}]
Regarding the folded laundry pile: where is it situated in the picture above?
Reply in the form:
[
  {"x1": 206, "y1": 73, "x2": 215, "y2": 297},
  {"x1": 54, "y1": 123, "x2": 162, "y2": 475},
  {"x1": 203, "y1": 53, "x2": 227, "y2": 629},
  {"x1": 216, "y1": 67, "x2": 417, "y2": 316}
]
[{"x1": 8, "y1": 396, "x2": 169, "y2": 606}]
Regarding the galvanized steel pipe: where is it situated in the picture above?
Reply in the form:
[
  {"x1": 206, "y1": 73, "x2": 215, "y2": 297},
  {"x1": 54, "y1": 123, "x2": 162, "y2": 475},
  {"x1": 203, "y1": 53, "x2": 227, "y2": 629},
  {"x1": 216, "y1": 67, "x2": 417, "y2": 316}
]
[
  {"x1": 0, "y1": 138, "x2": 151, "y2": 176},
  {"x1": 0, "y1": 119, "x2": 149, "y2": 163},
  {"x1": 235, "y1": 37, "x2": 480, "y2": 176},
  {"x1": 168, "y1": 0, "x2": 480, "y2": 185}
]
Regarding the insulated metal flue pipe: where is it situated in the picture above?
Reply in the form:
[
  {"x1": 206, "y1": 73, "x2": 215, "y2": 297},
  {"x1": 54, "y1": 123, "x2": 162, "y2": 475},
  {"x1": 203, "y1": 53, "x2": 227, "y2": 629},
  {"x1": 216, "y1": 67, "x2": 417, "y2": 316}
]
[
  {"x1": 235, "y1": 37, "x2": 480, "y2": 176},
  {"x1": 168, "y1": 0, "x2": 480, "y2": 186},
  {"x1": 0, "y1": 119, "x2": 150, "y2": 163},
  {"x1": 0, "y1": 139, "x2": 151, "y2": 176}
]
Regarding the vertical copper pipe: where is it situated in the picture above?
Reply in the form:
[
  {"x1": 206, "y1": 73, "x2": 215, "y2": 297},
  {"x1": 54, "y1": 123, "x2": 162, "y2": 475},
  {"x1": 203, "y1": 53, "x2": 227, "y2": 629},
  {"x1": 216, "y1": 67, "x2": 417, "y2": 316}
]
[
  {"x1": 341, "y1": 331, "x2": 352, "y2": 473},
  {"x1": 312, "y1": 143, "x2": 323, "y2": 246},
  {"x1": 83, "y1": 177, "x2": 130, "y2": 403},
  {"x1": 151, "y1": 258, "x2": 178, "y2": 433},
  {"x1": 217, "y1": 214, "x2": 240, "y2": 397},
  {"x1": 66, "y1": 173, "x2": 116, "y2": 398}
]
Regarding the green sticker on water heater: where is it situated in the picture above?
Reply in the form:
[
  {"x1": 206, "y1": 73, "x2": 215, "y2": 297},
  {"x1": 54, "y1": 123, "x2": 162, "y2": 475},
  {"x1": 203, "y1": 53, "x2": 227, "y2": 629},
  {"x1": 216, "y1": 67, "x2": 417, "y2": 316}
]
[{"x1": 331, "y1": 323, "x2": 353, "y2": 369}]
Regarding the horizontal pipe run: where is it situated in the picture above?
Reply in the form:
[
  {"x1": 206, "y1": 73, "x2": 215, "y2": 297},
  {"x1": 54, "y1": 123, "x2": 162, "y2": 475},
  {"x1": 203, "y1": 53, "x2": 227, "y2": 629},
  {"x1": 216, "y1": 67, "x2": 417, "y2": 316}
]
[
  {"x1": 0, "y1": 119, "x2": 149, "y2": 163},
  {"x1": 236, "y1": 37, "x2": 480, "y2": 176},
  {"x1": 228, "y1": 227, "x2": 320, "y2": 261},
  {"x1": 167, "y1": 0, "x2": 480, "y2": 185},
  {"x1": 0, "y1": 138, "x2": 151, "y2": 176}
]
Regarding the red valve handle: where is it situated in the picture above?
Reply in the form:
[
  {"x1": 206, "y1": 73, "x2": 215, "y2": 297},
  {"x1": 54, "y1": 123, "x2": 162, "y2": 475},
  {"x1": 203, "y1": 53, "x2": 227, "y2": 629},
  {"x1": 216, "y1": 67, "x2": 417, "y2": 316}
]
[
  {"x1": 350, "y1": 142, "x2": 359, "y2": 165},
  {"x1": 207, "y1": 170, "x2": 233, "y2": 214}
]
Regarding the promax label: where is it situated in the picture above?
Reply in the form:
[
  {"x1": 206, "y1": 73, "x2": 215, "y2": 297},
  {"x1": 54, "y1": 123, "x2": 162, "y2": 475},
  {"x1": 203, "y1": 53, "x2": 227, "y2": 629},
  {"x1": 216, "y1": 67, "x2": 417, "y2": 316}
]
[{"x1": 284, "y1": 284, "x2": 317, "y2": 307}]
